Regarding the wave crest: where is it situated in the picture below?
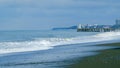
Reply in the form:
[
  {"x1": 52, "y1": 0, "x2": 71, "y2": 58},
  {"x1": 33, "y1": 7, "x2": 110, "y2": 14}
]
[{"x1": 0, "y1": 32, "x2": 120, "y2": 54}]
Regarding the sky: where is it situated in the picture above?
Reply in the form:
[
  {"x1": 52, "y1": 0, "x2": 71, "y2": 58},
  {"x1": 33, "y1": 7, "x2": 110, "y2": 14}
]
[{"x1": 0, "y1": 0, "x2": 120, "y2": 30}]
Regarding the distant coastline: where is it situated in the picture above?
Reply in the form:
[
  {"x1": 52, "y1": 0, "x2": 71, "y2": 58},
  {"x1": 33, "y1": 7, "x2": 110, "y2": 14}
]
[
  {"x1": 52, "y1": 19, "x2": 120, "y2": 32},
  {"x1": 52, "y1": 26, "x2": 77, "y2": 30}
]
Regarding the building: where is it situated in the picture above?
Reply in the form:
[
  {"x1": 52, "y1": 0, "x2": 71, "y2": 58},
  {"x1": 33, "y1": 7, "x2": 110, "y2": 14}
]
[
  {"x1": 77, "y1": 19, "x2": 120, "y2": 32},
  {"x1": 116, "y1": 19, "x2": 120, "y2": 25},
  {"x1": 77, "y1": 24, "x2": 112, "y2": 32},
  {"x1": 112, "y1": 19, "x2": 120, "y2": 30},
  {"x1": 78, "y1": 24, "x2": 82, "y2": 29}
]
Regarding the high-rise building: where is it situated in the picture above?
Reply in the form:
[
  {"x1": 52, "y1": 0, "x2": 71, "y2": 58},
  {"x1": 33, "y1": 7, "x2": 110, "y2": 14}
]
[
  {"x1": 78, "y1": 24, "x2": 82, "y2": 29},
  {"x1": 116, "y1": 19, "x2": 120, "y2": 25}
]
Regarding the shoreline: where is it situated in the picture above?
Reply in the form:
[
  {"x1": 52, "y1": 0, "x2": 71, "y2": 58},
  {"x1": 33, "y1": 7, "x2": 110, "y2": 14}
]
[
  {"x1": 0, "y1": 42, "x2": 120, "y2": 68},
  {"x1": 66, "y1": 42, "x2": 120, "y2": 68}
]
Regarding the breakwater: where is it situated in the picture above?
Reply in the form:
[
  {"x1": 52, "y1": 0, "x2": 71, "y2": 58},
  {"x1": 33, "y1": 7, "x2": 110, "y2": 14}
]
[{"x1": 77, "y1": 28, "x2": 114, "y2": 32}]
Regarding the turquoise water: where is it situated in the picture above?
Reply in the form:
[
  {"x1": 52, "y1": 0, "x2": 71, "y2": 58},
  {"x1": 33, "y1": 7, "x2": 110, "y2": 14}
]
[{"x1": 0, "y1": 30, "x2": 120, "y2": 68}]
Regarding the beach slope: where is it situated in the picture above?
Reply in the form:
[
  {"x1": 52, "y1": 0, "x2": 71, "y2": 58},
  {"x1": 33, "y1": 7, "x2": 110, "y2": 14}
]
[{"x1": 67, "y1": 43, "x2": 120, "y2": 68}]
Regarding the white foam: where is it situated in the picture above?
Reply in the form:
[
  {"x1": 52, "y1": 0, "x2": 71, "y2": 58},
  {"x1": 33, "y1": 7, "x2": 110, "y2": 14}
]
[
  {"x1": 0, "y1": 32, "x2": 120, "y2": 54},
  {"x1": 95, "y1": 32, "x2": 120, "y2": 38}
]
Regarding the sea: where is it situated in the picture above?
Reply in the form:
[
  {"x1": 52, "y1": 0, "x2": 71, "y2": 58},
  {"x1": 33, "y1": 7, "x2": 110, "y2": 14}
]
[{"x1": 0, "y1": 30, "x2": 120, "y2": 68}]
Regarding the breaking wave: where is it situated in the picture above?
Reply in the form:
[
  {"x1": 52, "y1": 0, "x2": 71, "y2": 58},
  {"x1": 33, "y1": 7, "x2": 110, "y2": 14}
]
[{"x1": 0, "y1": 32, "x2": 120, "y2": 54}]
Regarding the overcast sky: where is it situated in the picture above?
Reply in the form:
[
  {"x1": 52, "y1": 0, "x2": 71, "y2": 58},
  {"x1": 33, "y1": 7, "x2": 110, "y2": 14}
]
[{"x1": 0, "y1": 0, "x2": 120, "y2": 30}]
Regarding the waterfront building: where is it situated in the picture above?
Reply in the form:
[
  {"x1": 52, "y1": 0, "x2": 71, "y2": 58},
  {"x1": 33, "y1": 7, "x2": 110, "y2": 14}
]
[
  {"x1": 112, "y1": 19, "x2": 120, "y2": 30},
  {"x1": 116, "y1": 19, "x2": 120, "y2": 25},
  {"x1": 77, "y1": 19, "x2": 120, "y2": 32},
  {"x1": 78, "y1": 24, "x2": 82, "y2": 29}
]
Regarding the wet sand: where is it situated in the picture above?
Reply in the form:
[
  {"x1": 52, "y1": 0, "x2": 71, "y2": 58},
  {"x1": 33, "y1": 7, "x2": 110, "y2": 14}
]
[{"x1": 66, "y1": 43, "x2": 120, "y2": 68}]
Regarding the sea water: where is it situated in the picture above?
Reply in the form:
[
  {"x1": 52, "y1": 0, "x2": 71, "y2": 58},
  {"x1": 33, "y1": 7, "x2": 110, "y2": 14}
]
[{"x1": 0, "y1": 30, "x2": 120, "y2": 68}]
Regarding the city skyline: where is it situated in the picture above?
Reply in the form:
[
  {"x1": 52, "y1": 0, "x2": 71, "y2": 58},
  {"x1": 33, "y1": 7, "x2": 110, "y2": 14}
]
[{"x1": 0, "y1": 0, "x2": 120, "y2": 30}]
